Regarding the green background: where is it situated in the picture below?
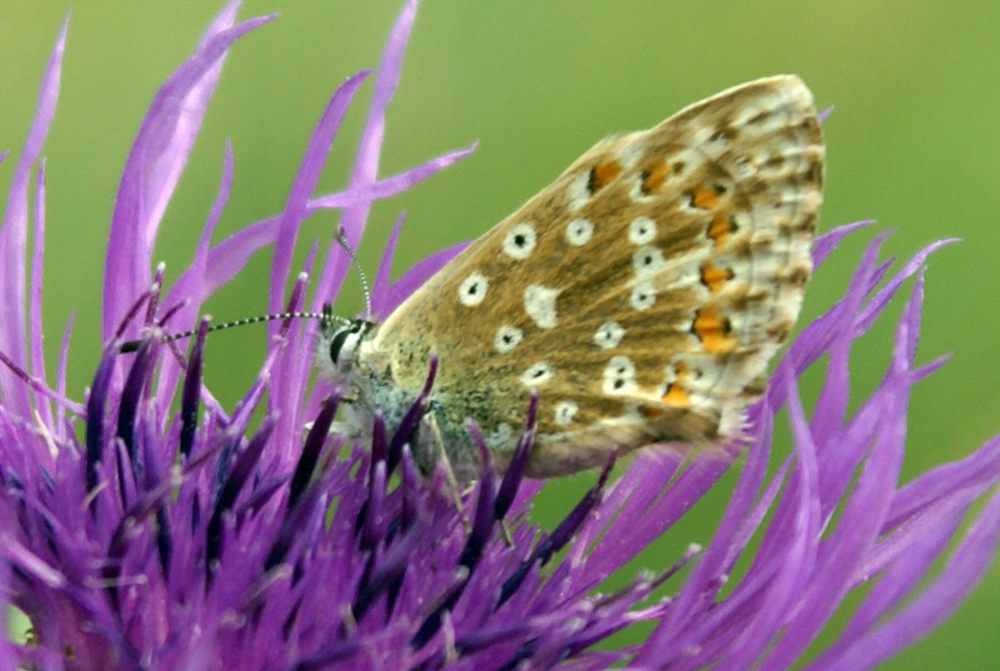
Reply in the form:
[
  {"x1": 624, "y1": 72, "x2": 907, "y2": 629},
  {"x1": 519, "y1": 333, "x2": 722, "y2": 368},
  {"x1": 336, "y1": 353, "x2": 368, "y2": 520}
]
[{"x1": 1, "y1": 1, "x2": 997, "y2": 667}]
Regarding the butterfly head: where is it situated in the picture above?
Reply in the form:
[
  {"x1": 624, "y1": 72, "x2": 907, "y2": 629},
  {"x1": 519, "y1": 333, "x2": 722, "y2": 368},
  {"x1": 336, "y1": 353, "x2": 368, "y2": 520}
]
[{"x1": 317, "y1": 307, "x2": 376, "y2": 384}]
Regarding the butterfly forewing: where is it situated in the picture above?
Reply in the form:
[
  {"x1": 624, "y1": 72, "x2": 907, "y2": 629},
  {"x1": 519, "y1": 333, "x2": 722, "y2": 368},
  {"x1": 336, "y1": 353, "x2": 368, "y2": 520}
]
[{"x1": 362, "y1": 75, "x2": 823, "y2": 478}]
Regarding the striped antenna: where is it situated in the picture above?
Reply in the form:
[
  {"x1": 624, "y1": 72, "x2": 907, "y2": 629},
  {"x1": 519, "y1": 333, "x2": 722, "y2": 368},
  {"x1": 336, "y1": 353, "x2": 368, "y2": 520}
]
[
  {"x1": 118, "y1": 307, "x2": 349, "y2": 354},
  {"x1": 119, "y1": 228, "x2": 371, "y2": 354},
  {"x1": 336, "y1": 227, "x2": 372, "y2": 319}
]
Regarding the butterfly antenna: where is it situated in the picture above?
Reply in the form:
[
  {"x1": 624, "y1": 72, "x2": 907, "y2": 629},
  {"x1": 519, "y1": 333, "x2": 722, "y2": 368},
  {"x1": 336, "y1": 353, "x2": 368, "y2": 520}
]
[
  {"x1": 336, "y1": 227, "x2": 373, "y2": 319},
  {"x1": 118, "y1": 309, "x2": 350, "y2": 353}
]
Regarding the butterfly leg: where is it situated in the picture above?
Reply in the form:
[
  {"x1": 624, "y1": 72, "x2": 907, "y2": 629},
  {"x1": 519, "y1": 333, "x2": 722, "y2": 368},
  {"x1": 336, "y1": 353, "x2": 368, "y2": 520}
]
[
  {"x1": 499, "y1": 519, "x2": 514, "y2": 547},
  {"x1": 423, "y1": 412, "x2": 471, "y2": 532}
]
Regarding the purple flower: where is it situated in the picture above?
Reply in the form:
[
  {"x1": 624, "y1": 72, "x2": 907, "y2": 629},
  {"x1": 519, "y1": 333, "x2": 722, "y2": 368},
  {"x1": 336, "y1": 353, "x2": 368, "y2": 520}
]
[{"x1": 2, "y1": 2, "x2": 999, "y2": 669}]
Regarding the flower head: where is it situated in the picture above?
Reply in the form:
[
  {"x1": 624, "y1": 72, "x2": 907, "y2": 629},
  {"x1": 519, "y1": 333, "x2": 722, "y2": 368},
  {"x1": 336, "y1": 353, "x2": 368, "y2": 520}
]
[{"x1": 2, "y1": 2, "x2": 999, "y2": 669}]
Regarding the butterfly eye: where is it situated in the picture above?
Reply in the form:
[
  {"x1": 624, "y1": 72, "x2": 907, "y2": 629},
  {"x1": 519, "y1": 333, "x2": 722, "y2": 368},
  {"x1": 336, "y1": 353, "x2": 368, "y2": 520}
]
[
  {"x1": 328, "y1": 320, "x2": 368, "y2": 365},
  {"x1": 327, "y1": 328, "x2": 352, "y2": 365}
]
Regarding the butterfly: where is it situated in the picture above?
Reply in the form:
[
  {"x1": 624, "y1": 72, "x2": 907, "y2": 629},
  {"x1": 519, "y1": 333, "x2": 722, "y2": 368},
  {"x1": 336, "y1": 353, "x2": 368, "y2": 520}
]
[{"x1": 320, "y1": 75, "x2": 823, "y2": 481}]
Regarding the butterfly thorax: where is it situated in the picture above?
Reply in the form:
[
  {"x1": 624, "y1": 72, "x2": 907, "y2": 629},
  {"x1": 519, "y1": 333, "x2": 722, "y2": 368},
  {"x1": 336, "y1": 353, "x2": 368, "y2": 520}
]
[{"x1": 325, "y1": 317, "x2": 520, "y2": 480}]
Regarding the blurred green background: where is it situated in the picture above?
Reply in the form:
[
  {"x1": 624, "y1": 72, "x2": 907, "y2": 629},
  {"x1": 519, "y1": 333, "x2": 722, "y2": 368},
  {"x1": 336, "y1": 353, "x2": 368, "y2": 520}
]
[{"x1": 1, "y1": 1, "x2": 997, "y2": 667}]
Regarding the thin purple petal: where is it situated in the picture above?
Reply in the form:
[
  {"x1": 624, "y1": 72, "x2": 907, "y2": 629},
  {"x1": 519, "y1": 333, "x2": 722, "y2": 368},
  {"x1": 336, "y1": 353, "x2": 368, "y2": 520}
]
[
  {"x1": 103, "y1": 10, "x2": 274, "y2": 340},
  {"x1": 0, "y1": 17, "x2": 65, "y2": 418},
  {"x1": 312, "y1": 0, "x2": 418, "y2": 316}
]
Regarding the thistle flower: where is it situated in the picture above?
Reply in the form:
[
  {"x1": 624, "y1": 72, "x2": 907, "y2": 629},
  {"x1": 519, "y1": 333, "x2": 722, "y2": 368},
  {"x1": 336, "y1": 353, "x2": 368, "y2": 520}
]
[{"x1": 2, "y1": 2, "x2": 999, "y2": 670}]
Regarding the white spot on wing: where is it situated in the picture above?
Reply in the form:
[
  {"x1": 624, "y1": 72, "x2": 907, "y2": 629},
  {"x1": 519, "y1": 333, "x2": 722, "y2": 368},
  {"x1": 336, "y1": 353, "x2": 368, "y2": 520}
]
[
  {"x1": 502, "y1": 222, "x2": 537, "y2": 260},
  {"x1": 629, "y1": 216, "x2": 656, "y2": 244},
  {"x1": 458, "y1": 271, "x2": 488, "y2": 306},
  {"x1": 616, "y1": 139, "x2": 643, "y2": 170},
  {"x1": 603, "y1": 356, "x2": 637, "y2": 395},
  {"x1": 629, "y1": 179, "x2": 648, "y2": 201},
  {"x1": 520, "y1": 362, "x2": 554, "y2": 387},
  {"x1": 630, "y1": 282, "x2": 656, "y2": 310},
  {"x1": 565, "y1": 218, "x2": 594, "y2": 246},
  {"x1": 632, "y1": 246, "x2": 665, "y2": 277},
  {"x1": 594, "y1": 322, "x2": 624, "y2": 349},
  {"x1": 702, "y1": 128, "x2": 730, "y2": 160},
  {"x1": 732, "y1": 211, "x2": 750, "y2": 234},
  {"x1": 494, "y1": 325, "x2": 523, "y2": 353},
  {"x1": 662, "y1": 363, "x2": 680, "y2": 384},
  {"x1": 524, "y1": 284, "x2": 561, "y2": 329},
  {"x1": 554, "y1": 400, "x2": 579, "y2": 425},
  {"x1": 731, "y1": 155, "x2": 757, "y2": 179},
  {"x1": 567, "y1": 172, "x2": 590, "y2": 211}
]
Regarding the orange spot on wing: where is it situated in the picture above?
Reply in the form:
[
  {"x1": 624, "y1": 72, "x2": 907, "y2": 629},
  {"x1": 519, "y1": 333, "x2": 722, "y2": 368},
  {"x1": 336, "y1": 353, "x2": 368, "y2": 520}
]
[
  {"x1": 660, "y1": 360, "x2": 691, "y2": 407},
  {"x1": 641, "y1": 160, "x2": 668, "y2": 193},
  {"x1": 700, "y1": 261, "x2": 733, "y2": 293},
  {"x1": 589, "y1": 160, "x2": 623, "y2": 192},
  {"x1": 661, "y1": 383, "x2": 689, "y2": 406},
  {"x1": 707, "y1": 212, "x2": 734, "y2": 247},
  {"x1": 692, "y1": 306, "x2": 736, "y2": 353},
  {"x1": 690, "y1": 186, "x2": 718, "y2": 209},
  {"x1": 642, "y1": 404, "x2": 665, "y2": 418}
]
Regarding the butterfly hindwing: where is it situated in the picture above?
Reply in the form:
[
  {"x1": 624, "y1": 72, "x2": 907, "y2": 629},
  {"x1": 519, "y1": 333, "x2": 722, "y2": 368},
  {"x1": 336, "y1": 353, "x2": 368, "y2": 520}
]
[{"x1": 361, "y1": 75, "x2": 824, "y2": 477}]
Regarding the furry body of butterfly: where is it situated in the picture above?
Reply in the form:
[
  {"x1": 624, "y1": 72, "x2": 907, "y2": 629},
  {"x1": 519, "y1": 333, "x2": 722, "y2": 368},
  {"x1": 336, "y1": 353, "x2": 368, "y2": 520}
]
[{"x1": 320, "y1": 75, "x2": 824, "y2": 481}]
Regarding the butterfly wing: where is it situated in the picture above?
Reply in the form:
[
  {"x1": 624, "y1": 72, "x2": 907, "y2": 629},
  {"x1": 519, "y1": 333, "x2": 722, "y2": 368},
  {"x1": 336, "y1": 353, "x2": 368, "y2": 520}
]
[{"x1": 369, "y1": 75, "x2": 823, "y2": 477}]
